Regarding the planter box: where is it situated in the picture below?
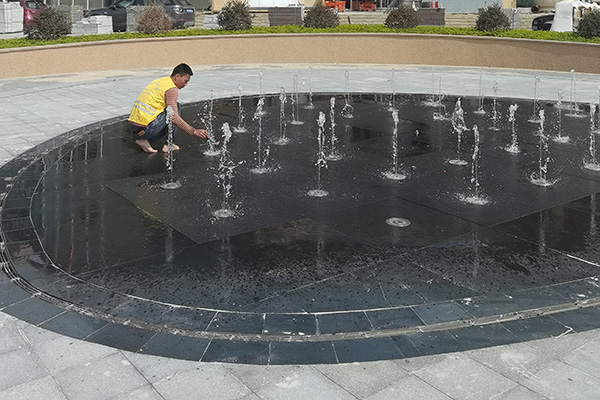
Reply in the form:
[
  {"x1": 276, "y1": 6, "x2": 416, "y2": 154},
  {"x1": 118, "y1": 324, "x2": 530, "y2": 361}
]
[
  {"x1": 418, "y1": 8, "x2": 445, "y2": 26},
  {"x1": 268, "y1": 6, "x2": 304, "y2": 26}
]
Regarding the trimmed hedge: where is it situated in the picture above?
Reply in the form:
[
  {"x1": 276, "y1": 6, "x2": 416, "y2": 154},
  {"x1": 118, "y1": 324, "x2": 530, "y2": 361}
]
[{"x1": 1, "y1": 25, "x2": 598, "y2": 50}]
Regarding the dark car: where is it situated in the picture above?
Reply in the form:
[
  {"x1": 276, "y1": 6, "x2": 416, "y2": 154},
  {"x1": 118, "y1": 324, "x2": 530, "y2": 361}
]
[
  {"x1": 87, "y1": 0, "x2": 195, "y2": 32},
  {"x1": 532, "y1": 14, "x2": 554, "y2": 31}
]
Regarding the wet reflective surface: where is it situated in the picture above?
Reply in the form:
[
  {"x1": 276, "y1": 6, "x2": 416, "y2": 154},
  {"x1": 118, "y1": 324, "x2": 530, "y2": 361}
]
[{"x1": 2, "y1": 94, "x2": 600, "y2": 364}]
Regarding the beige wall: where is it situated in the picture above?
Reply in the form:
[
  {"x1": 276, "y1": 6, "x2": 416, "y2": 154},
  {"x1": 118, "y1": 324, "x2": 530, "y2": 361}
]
[{"x1": 2, "y1": 34, "x2": 600, "y2": 79}]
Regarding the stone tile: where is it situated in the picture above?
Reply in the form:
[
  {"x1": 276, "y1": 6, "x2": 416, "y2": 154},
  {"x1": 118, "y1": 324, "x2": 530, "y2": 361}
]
[
  {"x1": 467, "y1": 340, "x2": 558, "y2": 383},
  {"x1": 392, "y1": 353, "x2": 450, "y2": 373},
  {"x1": 524, "y1": 328, "x2": 600, "y2": 360},
  {"x1": 0, "y1": 375, "x2": 67, "y2": 400},
  {"x1": 521, "y1": 360, "x2": 600, "y2": 399},
  {"x1": 0, "y1": 348, "x2": 48, "y2": 391},
  {"x1": 152, "y1": 366, "x2": 253, "y2": 400},
  {"x1": 112, "y1": 384, "x2": 167, "y2": 400},
  {"x1": 0, "y1": 313, "x2": 29, "y2": 354},
  {"x1": 414, "y1": 353, "x2": 517, "y2": 400},
  {"x1": 224, "y1": 364, "x2": 312, "y2": 393},
  {"x1": 364, "y1": 375, "x2": 451, "y2": 400},
  {"x1": 315, "y1": 360, "x2": 408, "y2": 399},
  {"x1": 52, "y1": 352, "x2": 149, "y2": 400},
  {"x1": 30, "y1": 334, "x2": 118, "y2": 375},
  {"x1": 560, "y1": 338, "x2": 600, "y2": 379},
  {"x1": 493, "y1": 384, "x2": 549, "y2": 400},
  {"x1": 123, "y1": 351, "x2": 200, "y2": 383}
]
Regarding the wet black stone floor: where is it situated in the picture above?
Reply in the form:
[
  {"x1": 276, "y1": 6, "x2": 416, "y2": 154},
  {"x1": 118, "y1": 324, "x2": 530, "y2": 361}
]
[{"x1": 2, "y1": 93, "x2": 600, "y2": 364}]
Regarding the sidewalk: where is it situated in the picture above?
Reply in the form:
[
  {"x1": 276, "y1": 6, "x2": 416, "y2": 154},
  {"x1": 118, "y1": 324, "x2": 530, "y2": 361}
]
[{"x1": 2, "y1": 65, "x2": 600, "y2": 399}]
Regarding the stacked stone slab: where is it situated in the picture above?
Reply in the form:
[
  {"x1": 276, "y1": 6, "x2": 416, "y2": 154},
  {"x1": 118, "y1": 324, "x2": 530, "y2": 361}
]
[
  {"x1": 0, "y1": 2, "x2": 23, "y2": 34},
  {"x1": 71, "y1": 15, "x2": 113, "y2": 35}
]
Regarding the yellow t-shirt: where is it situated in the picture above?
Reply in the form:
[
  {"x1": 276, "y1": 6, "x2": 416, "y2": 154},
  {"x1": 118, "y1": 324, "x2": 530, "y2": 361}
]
[{"x1": 128, "y1": 76, "x2": 177, "y2": 126}]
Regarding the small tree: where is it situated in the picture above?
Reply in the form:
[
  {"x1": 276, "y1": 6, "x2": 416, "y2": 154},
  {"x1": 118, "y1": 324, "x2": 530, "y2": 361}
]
[
  {"x1": 578, "y1": 10, "x2": 600, "y2": 38},
  {"x1": 217, "y1": 0, "x2": 253, "y2": 31},
  {"x1": 137, "y1": 3, "x2": 172, "y2": 34},
  {"x1": 384, "y1": 4, "x2": 419, "y2": 29},
  {"x1": 475, "y1": 3, "x2": 511, "y2": 31},
  {"x1": 27, "y1": 7, "x2": 71, "y2": 40},
  {"x1": 304, "y1": 0, "x2": 339, "y2": 29}
]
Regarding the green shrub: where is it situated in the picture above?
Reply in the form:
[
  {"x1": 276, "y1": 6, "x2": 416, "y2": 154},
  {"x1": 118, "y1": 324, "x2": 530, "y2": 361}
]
[
  {"x1": 218, "y1": 0, "x2": 253, "y2": 30},
  {"x1": 475, "y1": 3, "x2": 510, "y2": 31},
  {"x1": 384, "y1": 4, "x2": 419, "y2": 29},
  {"x1": 137, "y1": 3, "x2": 172, "y2": 34},
  {"x1": 27, "y1": 7, "x2": 71, "y2": 40},
  {"x1": 304, "y1": 2, "x2": 339, "y2": 29},
  {"x1": 578, "y1": 10, "x2": 600, "y2": 38}
]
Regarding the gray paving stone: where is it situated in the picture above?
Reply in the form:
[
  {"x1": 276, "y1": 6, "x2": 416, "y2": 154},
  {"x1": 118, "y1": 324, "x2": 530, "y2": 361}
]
[
  {"x1": 0, "y1": 375, "x2": 67, "y2": 400},
  {"x1": 364, "y1": 375, "x2": 451, "y2": 400},
  {"x1": 493, "y1": 384, "x2": 550, "y2": 400},
  {"x1": 52, "y1": 352, "x2": 149, "y2": 400},
  {"x1": 314, "y1": 360, "x2": 408, "y2": 399},
  {"x1": 112, "y1": 384, "x2": 165, "y2": 400},
  {"x1": 0, "y1": 312, "x2": 28, "y2": 354},
  {"x1": 30, "y1": 334, "x2": 118, "y2": 375},
  {"x1": 467, "y1": 341, "x2": 558, "y2": 383},
  {"x1": 152, "y1": 366, "x2": 253, "y2": 400},
  {"x1": 0, "y1": 348, "x2": 49, "y2": 391},
  {"x1": 123, "y1": 351, "x2": 203, "y2": 382},
  {"x1": 392, "y1": 353, "x2": 450, "y2": 373},
  {"x1": 560, "y1": 337, "x2": 600, "y2": 380},
  {"x1": 414, "y1": 353, "x2": 517, "y2": 400},
  {"x1": 521, "y1": 359, "x2": 600, "y2": 399},
  {"x1": 224, "y1": 364, "x2": 312, "y2": 393}
]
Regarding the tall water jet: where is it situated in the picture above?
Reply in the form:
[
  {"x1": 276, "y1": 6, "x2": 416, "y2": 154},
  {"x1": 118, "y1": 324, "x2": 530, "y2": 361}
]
[
  {"x1": 530, "y1": 110, "x2": 557, "y2": 187},
  {"x1": 160, "y1": 106, "x2": 181, "y2": 190},
  {"x1": 552, "y1": 90, "x2": 569, "y2": 143},
  {"x1": 449, "y1": 98, "x2": 469, "y2": 166},
  {"x1": 566, "y1": 69, "x2": 584, "y2": 118},
  {"x1": 256, "y1": 71, "x2": 267, "y2": 117},
  {"x1": 290, "y1": 74, "x2": 304, "y2": 125},
  {"x1": 488, "y1": 80, "x2": 501, "y2": 131},
  {"x1": 341, "y1": 70, "x2": 354, "y2": 118},
  {"x1": 325, "y1": 97, "x2": 342, "y2": 161},
  {"x1": 584, "y1": 103, "x2": 600, "y2": 171},
  {"x1": 388, "y1": 69, "x2": 397, "y2": 112},
  {"x1": 233, "y1": 84, "x2": 247, "y2": 133},
  {"x1": 274, "y1": 87, "x2": 290, "y2": 146},
  {"x1": 304, "y1": 66, "x2": 315, "y2": 110},
  {"x1": 528, "y1": 76, "x2": 541, "y2": 123},
  {"x1": 383, "y1": 109, "x2": 406, "y2": 181},
  {"x1": 595, "y1": 84, "x2": 600, "y2": 133},
  {"x1": 213, "y1": 123, "x2": 240, "y2": 218},
  {"x1": 424, "y1": 67, "x2": 439, "y2": 106},
  {"x1": 307, "y1": 112, "x2": 329, "y2": 197},
  {"x1": 432, "y1": 76, "x2": 446, "y2": 121},
  {"x1": 203, "y1": 89, "x2": 220, "y2": 157},
  {"x1": 250, "y1": 98, "x2": 271, "y2": 174},
  {"x1": 473, "y1": 70, "x2": 486, "y2": 115},
  {"x1": 504, "y1": 104, "x2": 521, "y2": 154},
  {"x1": 458, "y1": 125, "x2": 490, "y2": 205}
]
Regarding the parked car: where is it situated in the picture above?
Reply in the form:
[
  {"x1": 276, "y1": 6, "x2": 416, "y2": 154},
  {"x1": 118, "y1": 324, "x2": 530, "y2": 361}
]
[
  {"x1": 20, "y1": 0, "x2": 45, "y2": 32},
  {"x1": 86, "y1": 0, "x2": 195, "y2": 32},
  {"x1": 532, "y1": 14, "x2": 554, "y2": 31}
]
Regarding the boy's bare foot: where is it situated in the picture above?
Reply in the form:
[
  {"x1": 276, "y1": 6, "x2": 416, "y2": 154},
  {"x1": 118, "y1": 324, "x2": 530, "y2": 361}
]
[
  {"x1": 135, "y1": 139, "x2": 157, "y2": 153},
  {"x1": 162, "y1": 143, "x2": 181, "y2": 153}
]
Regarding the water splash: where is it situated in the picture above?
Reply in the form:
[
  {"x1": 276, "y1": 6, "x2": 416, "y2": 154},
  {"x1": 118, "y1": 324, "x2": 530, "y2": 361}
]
[
  {"x1": 203, "y1": 89, "x2": 220, "y2": 157},
  {"x1": 584, "y1": 103, "x2": 600, "y2": 171},
  {"x1": 423, "y1": 67, "x2": 441, "y2": 107},
  {"x1": 530, "y1": 110, "x2": 558, "y2": 186},
  {"x1": 488, "y1": 80, "x2": 501, "y2": 131},
  {"x1": 325, "y1": 97, "x2": 342, "y2": 161},
  {"x1": 233, "y1": 84, "x2": 247, "y2": 133},
  {"x1": 160, "y1": 106, "x2": 181, "y2": 189},
  {"x1": 473, "y1": 70, "x2": 486, "y2": 115},
  {"x1": 504, "y1": 104, "x2": 521, "y2": 154},
  {"x1": 386, "y1": 217, "x2": 411, "y2": 227},
  {"x1": 273, "y1": 87, "x2": 290, "y2": 145},
  {"x1": 383, "y1": 109, "x2": 406, "y2": 181},
  {"x1": 290, "y1": 74, "x2": 304, "y2": 125},
  {"x1": 307, "y1": 112, "x2": 329, "y2": 197},
  {"x1": 432, "y1": 76, "x2": 447, "y2": 121},
  {"x1": 458, "y1": 125, "x2": 490, "y2": 205},
  {"x1": 341, "y1": 71, "x2": 354, "y2": 118},
  {"x1": 213, "y1": 123, "x2": 242, "y2": 217},
  {"x1": 304, "y1": 66, "x2": 315, "y2": 110},
  {"x1": 528, "y1": 76, "x2": 541, "y2": 123},
  {"x1": 552, "y1": 90, "x2": 569, "y2": 143},
  {"x1": 449, "y1": 98, "x2": 469, "y2": 166},
  {"x1": 250, "y1": 98, "x2": 271, "y2": 174}
]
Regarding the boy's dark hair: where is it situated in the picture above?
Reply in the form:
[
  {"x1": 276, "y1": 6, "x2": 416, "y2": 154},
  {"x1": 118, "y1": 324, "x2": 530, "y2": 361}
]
[{"x1": 171, "y1": 63, "x2": 193, "y2": 77}]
